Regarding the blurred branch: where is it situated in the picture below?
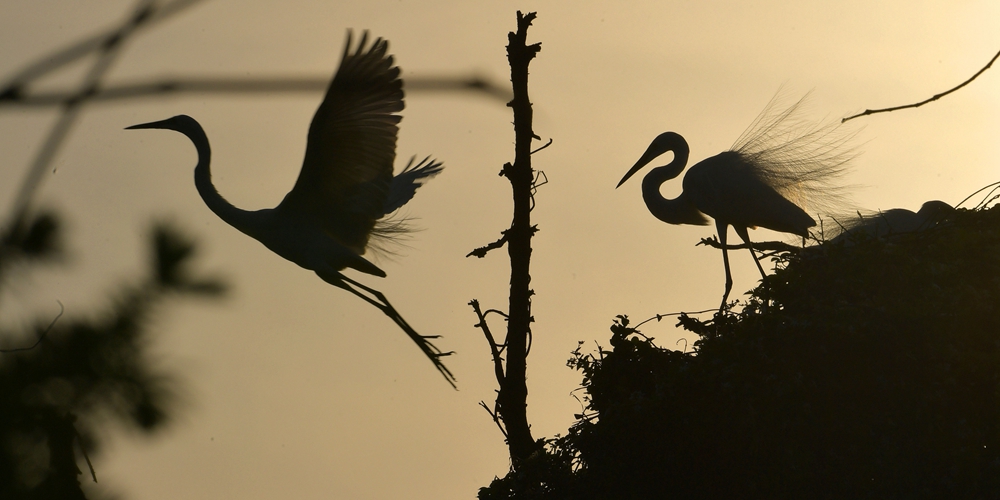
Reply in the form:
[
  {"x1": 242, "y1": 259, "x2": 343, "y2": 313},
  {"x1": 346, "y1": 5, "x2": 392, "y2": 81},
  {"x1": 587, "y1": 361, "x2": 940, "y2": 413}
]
[
  {"x1": 0, "y1": 0, "x2": 205, "y2": 96},
  {"x1": 0, "y1": 74, "x2": 513, "y2": 107},
  {"x1": 3, "y1": 0, "x2": 203, "y2": 236},
  {"x1": 0, "y1": 219, "x2": 225, "y2": 496},
  {"x1": 0, "y1": 301, "x2": 63, "y2": 353},
  {"x1": 842, "y1": 47, "x2": 1000, "y2": 123},
  {"x1": 0, "y1": 0, "x2": 505, "y2": 239}
]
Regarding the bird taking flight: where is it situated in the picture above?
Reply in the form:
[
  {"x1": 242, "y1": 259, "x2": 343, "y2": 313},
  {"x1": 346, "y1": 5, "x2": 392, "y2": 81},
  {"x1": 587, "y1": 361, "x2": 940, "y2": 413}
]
[
  {"x1": 617, "y1": 95, "x2": 852, "y2": 310},
  {"x1": 127, "y1": 32, "x2": 455, "y2": 387}
]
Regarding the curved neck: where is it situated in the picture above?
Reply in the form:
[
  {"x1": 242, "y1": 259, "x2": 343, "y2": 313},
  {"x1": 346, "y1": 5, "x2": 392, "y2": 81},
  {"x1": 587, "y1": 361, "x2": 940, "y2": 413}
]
[
  {"x1": 185, "y1": 125, "x2": 259, "y2": 235},
  {"x1": 639, "y1": 142, "x2": 706, "y2": 226}
]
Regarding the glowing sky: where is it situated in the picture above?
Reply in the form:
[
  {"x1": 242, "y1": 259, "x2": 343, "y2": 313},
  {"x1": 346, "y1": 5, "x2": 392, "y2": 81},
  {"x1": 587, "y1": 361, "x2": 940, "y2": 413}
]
[{"x1": 1, "y1": 1, "x2": 998, "y2": 498}]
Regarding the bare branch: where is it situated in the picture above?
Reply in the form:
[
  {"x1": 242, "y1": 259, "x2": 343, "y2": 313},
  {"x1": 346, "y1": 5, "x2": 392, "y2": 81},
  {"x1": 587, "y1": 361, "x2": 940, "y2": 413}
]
[
  {"x1": 697, "y1": 236, "x2": 803, "y2": 253},
  {"x1": 842, "y1": 47, "x2": 1000, "y2": 123},
  {"x1": 530, "y1": 137, "x2": 553, "y2": 155},
  {"x1": 0, "y1": 74, "x2": 512, "y2": 108},
  {"x1": 470, "y1": 299, "x2": 506, "y2": 386},
  {"x1": 0, "y1": 0, "x2": 206, "y2": 95},
  {"x1": 467, "y1": 232, "x2": 509, "y2": 258},
  {"x1": 479, "y1": 400, "x2": 508, "y2": 438},
  {"x1": 5, "y1": 0, "x2": 165, "y2": 230},
  {"x1": 0, "y1": 0, "x2": 507, "y2": 233}
]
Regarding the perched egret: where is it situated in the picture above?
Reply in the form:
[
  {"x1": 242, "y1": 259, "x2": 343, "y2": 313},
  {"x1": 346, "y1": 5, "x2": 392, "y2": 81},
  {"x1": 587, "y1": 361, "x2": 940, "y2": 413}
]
[
  {"x1": 831, "y1": 200, "x2": 954, "y2": 243},
  {"x1": 127, "y1": 32, "x2": 455, "y2": 387},
  {"x1": 617, "y1": 95, "x2": 852, "y2": 310}
]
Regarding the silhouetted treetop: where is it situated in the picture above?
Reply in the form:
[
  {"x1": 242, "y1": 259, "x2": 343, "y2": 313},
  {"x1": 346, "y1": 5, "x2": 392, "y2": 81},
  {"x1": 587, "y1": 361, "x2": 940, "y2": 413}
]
[{"x1": 481, "y1": 203, "x2": 1000, "y2": 499}]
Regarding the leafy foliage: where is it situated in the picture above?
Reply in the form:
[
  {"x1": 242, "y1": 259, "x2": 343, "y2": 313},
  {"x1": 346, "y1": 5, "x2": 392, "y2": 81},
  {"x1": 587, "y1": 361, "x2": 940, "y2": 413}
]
[
  {"x1": 0, "y1": 213, "x2": 224, "y2": 499},
  {"x1": 481, "y1": 204, "x2": 1000, "y2": 499}
]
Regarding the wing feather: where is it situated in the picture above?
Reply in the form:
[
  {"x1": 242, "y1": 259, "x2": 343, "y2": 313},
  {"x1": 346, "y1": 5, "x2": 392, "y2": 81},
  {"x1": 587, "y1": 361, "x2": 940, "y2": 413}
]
[
  {"x1": 278, "y1": 31, "x2": 403, "y2": 253},
  {"x1": 382, "y1": 156, "x2": 444, "y2": 215}
]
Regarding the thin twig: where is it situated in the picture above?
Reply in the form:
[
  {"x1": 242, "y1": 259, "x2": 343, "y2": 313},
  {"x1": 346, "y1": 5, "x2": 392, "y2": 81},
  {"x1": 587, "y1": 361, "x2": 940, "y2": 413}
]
[
  {"x1": 697, "y1": 236, "x2": 803, "y2": 253},
  {"x1": 478, "y1": 400, "x2": 508, "y2": 438},
  {"x1": 483, "y1": 308, "x2": 509, "y2": 319},
  {"x1": 632, "y1": 308, "x2": 718, "y2": 330},
  {"x1": 1, "y1": 300, "x2": 65, "y2": 353},
  {"x1": 72, "y1": 421, "x2": 98, "y2": 483},
  {"x1": 470, "y1": 299, "x2": 505, "y2": 386},
  {"x1": 956, "y1": 180, "x2": 1000, "y2": 210},
  {"x1": 842, "y1": 47, "x2": 1000, "y2": 123},
  {"x1": 530, "y1": 138, "x2": 553, "y2": 155},
  {"x1": 466, "y1": 232, "x2": 509, "y2": 258},
  {"x1": 529, "y1": 171, "x2": 548, "y2": 211}
]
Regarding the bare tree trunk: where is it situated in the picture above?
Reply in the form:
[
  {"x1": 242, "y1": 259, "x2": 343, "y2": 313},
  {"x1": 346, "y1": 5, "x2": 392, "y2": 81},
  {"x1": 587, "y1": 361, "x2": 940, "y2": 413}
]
[
  {"x1": 500, "y1": 11, "x2": 542, "y2": 463},
  {"x1": 468, "y1": 11, "x2": 543, "y2": 465}
]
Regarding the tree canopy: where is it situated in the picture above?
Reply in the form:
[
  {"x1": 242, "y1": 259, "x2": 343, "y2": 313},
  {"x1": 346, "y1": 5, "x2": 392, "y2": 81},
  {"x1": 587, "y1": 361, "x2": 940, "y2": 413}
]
[{"x1": 481, "y1": 203, "x2": 1000, "y2": 499}]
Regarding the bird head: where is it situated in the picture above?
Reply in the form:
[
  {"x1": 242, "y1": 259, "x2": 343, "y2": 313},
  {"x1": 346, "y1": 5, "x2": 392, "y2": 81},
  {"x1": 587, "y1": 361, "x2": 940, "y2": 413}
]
[
  {"x1": 616, "y1": 131, "x2": 689, "y2": 188},
  {"x1": 126, "y1": 114, "x2": 200, "y2": 133},
  {"x1": 917, "y1": 200, "x2": 954, "y2": 221}
]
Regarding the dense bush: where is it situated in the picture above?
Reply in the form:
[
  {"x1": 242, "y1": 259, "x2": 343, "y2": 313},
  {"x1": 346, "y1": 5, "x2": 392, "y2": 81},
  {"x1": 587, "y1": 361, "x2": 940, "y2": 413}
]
[
  {"x1": 482, "y1": 204, "x2": 1000, "y2": 499},
  {"x1": 1, "y1": 214, "x2": 224, "y2": 499}
]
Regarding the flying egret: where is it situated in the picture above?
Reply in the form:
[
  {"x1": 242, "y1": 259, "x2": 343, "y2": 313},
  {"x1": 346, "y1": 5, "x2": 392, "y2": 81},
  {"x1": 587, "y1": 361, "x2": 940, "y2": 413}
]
[
  {"x1": 127, "y1": 32, "x2": 455, "y2": 387},
  {"x1": 617, "y1": 95, "x2": 852, "y2": 310}
]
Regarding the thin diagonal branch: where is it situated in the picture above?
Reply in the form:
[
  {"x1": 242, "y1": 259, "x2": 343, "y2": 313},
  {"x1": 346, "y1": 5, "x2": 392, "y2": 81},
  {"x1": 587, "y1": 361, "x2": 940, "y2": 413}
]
[
  {"x1": 479, "y1": 400, "x2": 508, "y2": 438},
  {"x1": 7, "y1": 0, "x2": 162, "y2": 229},
  {"x1": 467, "y1": 231, "x2": 508, "y2": 258},
  {"x1": 470, "y1": 299, "x2": 505, "y2": 386},
  {"x1": 0, "y1": 0, "x2": 206, "y2": 96},
  {"x1": 842, "y1": 47, "x2": 1000, "y2": 123},
  {"x1": 0, "y1": 301, "x2": 64, "y2": 353}
]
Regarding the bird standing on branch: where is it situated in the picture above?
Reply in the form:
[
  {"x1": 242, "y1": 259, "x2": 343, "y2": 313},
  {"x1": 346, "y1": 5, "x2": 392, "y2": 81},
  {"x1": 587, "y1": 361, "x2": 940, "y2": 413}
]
[
  {"x1": 127, "y1": 32, "x2": 455, "y2": 387},
  {"x1": 618, "y1": 95, "x2": 853, "y2": 310}
]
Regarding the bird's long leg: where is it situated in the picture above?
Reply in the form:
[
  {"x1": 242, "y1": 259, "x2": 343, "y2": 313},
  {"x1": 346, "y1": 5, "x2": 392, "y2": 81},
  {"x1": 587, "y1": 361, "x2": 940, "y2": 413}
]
[
  {"x1": 716, "y1": 220, "x2": 734, "y2": 311},
  {"x1": 734, "y1": 226, "x2": 770, "y2": 308},
  {"x1": 315, "y1": 270, "x2": 457, "y2": 388}
]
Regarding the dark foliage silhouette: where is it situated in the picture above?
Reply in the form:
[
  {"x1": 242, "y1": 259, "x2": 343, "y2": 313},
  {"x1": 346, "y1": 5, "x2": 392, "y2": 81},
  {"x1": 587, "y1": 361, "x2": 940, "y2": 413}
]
[
  {"x1": 0, "y1": 214, "x2": 224, "y2": 499},
  {"x1": 481, "y1": 203, "x2": 1000, "y2": 499}
]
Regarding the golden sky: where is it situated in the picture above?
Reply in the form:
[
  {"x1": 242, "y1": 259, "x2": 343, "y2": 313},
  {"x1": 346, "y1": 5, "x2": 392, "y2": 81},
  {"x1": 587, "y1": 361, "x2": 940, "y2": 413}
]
[{"x1": 2, "y1": 1, "x2": 998, "y2": 498}]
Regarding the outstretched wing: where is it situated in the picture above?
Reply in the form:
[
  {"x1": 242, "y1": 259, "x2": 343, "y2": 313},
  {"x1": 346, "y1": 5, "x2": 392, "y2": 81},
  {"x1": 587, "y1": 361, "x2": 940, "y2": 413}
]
[
  {"x1": 382, "y1": 156, "x2": 444, "y2": 215},
  {"x1": 278, "y1": 31, "x2": 403, "y2": 253}
]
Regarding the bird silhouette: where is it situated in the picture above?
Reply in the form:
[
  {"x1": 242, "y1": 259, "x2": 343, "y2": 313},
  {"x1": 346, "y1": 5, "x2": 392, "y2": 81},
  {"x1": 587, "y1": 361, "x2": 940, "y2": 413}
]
[
  {"x1": 832, "y1": 200, "x2": 953, "y2": 243},
  {"x1": 617, "y1": 95, "x2": 852, "y2": 310},
  {"x1": 127, "y1": 32, "x2": 455, "y2": 387}
]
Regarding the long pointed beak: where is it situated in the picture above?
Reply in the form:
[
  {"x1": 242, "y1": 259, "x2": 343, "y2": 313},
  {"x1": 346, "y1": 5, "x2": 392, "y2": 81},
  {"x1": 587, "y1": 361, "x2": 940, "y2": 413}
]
[
  {"x1": 125, "y1": 117, "x2": 173, "y2": 130},
  {"x1": 616, "y1": 146, "x2": 660, "y2": 188}
]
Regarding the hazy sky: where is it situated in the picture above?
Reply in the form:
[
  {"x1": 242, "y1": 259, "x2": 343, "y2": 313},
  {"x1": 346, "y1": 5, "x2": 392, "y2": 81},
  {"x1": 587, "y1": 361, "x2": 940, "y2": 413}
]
[{"x1": 2, "y1": 1, "x2": 998, "y2": 498}]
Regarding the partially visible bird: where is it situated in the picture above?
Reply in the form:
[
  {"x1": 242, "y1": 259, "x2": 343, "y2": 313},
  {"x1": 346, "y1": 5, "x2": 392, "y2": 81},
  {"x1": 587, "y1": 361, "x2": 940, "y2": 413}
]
[
  {"x1": 127, "y1": 32, "x2": 455, "y2": 387},
  {"x1": 617, "y1": 95, "x2": 853, "y2": 310},
  {"x1": 831, "y1": 200, "x2": 954, "y2": 243}
]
